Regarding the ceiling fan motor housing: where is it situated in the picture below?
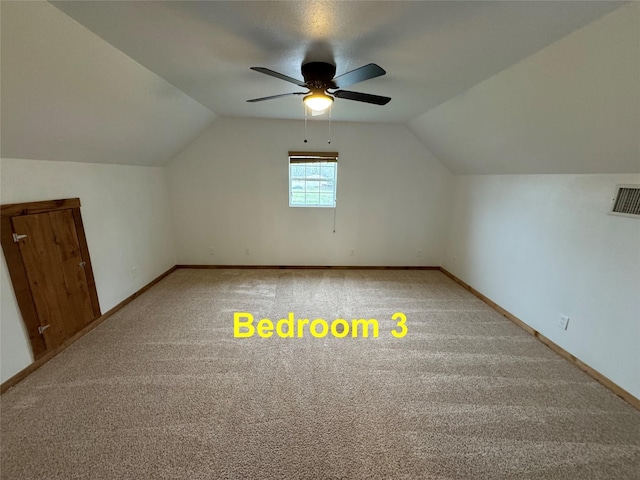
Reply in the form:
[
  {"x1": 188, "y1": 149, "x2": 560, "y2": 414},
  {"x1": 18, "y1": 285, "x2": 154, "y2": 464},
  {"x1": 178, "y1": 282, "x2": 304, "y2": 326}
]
[{"x1": 301, "y1": 62, "x2": 337, "y2": 89}]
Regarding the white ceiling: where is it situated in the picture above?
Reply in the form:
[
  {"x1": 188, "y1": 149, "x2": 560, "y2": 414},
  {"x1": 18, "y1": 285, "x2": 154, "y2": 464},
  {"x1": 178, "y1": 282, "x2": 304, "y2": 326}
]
[
  {"x1": 2, "y1": 1, "x2": 634, "y2": 172},
  {"x1": 50, "y1": 0, "x2": 622, "y2": 123}
]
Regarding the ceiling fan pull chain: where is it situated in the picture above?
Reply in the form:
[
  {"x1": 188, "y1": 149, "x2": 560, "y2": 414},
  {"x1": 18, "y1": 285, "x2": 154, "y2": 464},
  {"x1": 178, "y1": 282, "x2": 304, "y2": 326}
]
[
  {"x1": 333, "y1": 206, "x2": 337, "y2": 234},
  {"x1": 304, "y1": 104, "x2": 308, "y2": 143},
  {"x1": 328, "y1": 105, "x2": 332, "y2": 144}
]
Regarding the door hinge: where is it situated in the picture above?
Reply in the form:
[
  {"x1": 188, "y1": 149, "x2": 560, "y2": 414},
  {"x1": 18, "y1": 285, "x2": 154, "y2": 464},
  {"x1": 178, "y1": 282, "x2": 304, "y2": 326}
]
[
  {"x1": 79, "y1": 261, "x2": 86, "y2": 267},
  {"x1": 38, "y1": 324, "x2": 50, "y2": 334},
  {"x1": 12, "y1": 233, "x2": 27, "y2": 242}
]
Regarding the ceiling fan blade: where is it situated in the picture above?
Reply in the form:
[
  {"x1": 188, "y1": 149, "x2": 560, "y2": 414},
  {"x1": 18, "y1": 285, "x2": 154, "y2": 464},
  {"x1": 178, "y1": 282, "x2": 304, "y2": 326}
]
[
  {"x1": 250, "y1": 67, "x2": 307, "y2": 87},
  {"x1": 334, "y1": 90, "x2": 391, "y2": 105},
  {"x1": 332, "y1": 63, "x2": 386, "y2": 89},
  {"x1": 247, "y1": 92, "x2": 305, "y2": 103}
]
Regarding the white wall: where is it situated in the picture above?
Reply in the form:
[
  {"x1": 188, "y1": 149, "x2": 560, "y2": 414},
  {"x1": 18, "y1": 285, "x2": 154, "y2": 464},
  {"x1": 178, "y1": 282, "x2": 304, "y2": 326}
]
[
  {"x1": 408, "y1": 3, "x2": 640, "y2": 175},
  {"x1": 444, "y1": 174, "x2": 640, "y2": 398},
  {"x1": 168, "y1": 117, "x2": 453, "y2": 266},
  {"x1": 0, "y1": 158, "x2": 176, "y2": 382},
  {"x1": 1, "y1": 253, "x2": 32, "y2": 382}
]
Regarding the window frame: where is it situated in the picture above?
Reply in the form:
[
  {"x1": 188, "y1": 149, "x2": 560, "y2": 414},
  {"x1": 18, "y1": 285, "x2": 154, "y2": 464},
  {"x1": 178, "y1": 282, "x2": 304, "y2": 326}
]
[{"x1": 288, "y1": 151, "x2": 339, "y2": 208}]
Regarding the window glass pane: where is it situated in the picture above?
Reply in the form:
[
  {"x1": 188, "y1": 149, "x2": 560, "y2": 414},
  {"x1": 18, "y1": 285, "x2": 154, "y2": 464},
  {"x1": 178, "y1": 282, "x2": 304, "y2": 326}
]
[
  {"x1": 320, "y1": 164, "x2": 334, "y2": 178},
  {"x1": 305, "y1": 180, "x2": 320, "y2": 192},
  {"x1": 291, "y1": 192, "x2": 305, "y2": 205},
  {"x1": 291, "y1": 165, "x2": 305, "y2": 178},
  {"x1": 319, "y1": 193, "x2": 334, "y2": 205},
  {"x1": 305, "y1": 192, "x2": 319, "y2": 205},
  {"x1": 289, "y1": 161, "x2": 337, "y2": 208}
]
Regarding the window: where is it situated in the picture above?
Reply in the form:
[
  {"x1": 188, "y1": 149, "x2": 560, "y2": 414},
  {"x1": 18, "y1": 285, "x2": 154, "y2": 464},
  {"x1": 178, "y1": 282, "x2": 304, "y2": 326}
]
[{"x1": 289, "y1": 151, "x2": 338, "y2": 208}]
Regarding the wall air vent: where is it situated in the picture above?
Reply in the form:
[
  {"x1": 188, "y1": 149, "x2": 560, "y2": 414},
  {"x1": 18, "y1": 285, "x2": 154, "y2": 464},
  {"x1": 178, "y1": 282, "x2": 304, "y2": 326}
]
[{"x1": 609, "y1": 185, "x2": 640, "y2": 218}]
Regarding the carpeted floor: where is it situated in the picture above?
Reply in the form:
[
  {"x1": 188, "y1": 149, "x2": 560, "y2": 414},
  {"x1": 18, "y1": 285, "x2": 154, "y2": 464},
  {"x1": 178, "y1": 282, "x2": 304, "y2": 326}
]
[{"x1": 1, "y1": 269, "x2": 639, "y2": 479}]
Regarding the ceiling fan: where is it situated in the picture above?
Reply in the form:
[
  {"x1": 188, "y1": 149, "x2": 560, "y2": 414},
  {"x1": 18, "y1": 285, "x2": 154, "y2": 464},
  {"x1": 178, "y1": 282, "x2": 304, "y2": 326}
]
[{"x1": 247, "y1": 62, "x2": 391, "y2": 113}]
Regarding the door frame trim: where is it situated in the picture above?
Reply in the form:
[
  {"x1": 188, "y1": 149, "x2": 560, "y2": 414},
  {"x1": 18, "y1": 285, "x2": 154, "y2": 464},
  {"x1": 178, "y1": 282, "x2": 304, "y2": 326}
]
[{"x1": 1, "y1": 198, "x2": 101, "y2": 359}]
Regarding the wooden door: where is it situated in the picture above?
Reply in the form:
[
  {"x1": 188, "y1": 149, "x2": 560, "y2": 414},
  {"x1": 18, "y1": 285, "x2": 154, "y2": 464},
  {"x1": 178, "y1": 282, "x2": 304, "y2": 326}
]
[{"x1": 11, "y1": 208, "x2": 97, "y2": 350}]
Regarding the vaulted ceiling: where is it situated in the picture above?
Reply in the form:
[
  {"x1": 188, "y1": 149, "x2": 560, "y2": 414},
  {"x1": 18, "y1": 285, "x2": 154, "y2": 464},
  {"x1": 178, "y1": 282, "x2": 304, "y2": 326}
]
[
  {"x1": 1, "y1": 1, "x2": 637, "y2": 173},
  {"x1": 49, "y1": 0, "x2": 623, "y2": 123}
]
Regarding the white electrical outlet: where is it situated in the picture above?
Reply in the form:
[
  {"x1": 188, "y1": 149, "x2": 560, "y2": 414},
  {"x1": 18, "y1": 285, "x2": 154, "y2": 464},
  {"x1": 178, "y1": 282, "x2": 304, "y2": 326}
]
[
  {"x1": 131, "y1": 266, "x2": 138, "y2": 279},
  {"x1": 349, "y1": 249, "x2": 355, "y2": 256},
  {"x1": 209, "y1": 247, "x2": 215, "y2": 256},
  {"x1": 417, "y1": 249, "x2": 423, "y2": 258},
  {"x1": 558, "y1": 315, "x2": 570, "y2": 330},
  {"x1": 244, "y1": 248, "x2": 250, "y2": 256}
]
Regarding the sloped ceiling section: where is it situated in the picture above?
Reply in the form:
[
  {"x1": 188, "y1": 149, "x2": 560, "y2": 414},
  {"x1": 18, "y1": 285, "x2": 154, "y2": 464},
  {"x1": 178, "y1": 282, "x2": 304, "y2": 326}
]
[
  {"x1": 1, "y1": 1, "x2": 632, "y2": 173},
  {"x1": 0, "y1": 1, "x2": 216, "y2": 166},
  {"x1": 51, "y1": 0, "x2": 621, "y2": 124},
  {"x1": 409, "y1": 3, "x2": 640, "y2": 175}
]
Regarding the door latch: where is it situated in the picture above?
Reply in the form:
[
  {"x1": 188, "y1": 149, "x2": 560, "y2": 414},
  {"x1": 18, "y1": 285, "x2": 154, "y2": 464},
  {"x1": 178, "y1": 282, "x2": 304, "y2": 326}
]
[
  {"x1": 38, "y1": 324, "x2": 50, "y2": 334},
  {"x1": 12, "y1": 233, "x2": 27, "y2": 242}
]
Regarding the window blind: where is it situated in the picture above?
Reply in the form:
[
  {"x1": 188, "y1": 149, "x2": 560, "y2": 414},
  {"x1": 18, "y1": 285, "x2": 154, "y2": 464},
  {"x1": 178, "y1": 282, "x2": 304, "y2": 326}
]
[{"x1": 289, "y1": 151, "x2": 338, "y2": 163}]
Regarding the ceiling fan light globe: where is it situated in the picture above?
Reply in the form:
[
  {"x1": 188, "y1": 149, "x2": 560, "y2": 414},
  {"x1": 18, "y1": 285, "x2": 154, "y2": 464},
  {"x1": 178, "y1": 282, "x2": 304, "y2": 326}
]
[{"x1": 304, "y1": 93, "x2": 333, "y2": 112}]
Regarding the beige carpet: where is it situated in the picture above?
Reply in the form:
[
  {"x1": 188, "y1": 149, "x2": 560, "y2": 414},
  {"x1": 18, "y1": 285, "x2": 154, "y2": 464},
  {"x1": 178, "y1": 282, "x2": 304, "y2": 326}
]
[{"x1": 1, "y1": 269, "x2": 639, "y2": 479}]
